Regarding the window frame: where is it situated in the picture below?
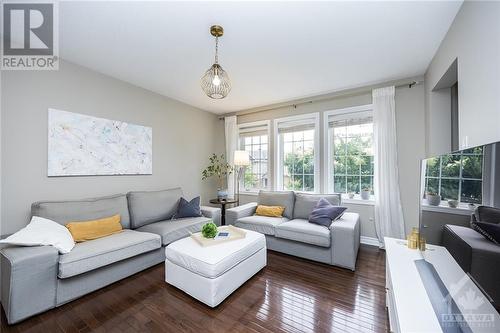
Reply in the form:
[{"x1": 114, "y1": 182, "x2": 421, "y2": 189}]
[
  {"x1": 274, "y1": 113, "x2": 320, "y2": 193},
  {"x1": 237, "y1": 120, "x2": 271, "y2": 194},
  {"x1": 423, "y1": 149, "x2": 483, "y2": 205},
  {"x1": 323, "y1": 104, "x2": 374, "y2": 201}
]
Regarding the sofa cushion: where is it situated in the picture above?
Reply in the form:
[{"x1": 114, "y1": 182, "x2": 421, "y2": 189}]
[
  {"x1": 293, "y1": 193, "x2": 341, "y2": 220},
  {"x1": 136, "y1": 216, "x2": 211, "y2": 245},
  {"x1": 255, "y1": 205, "x2": 285, "y2": 217},
  {"x1": 275, "y1": 218, "x2": 331, "y2": 247},
  {"x1": 472, "y1": 206, "x2": 500, "y2": 225},
  {"x1": 258, "y1": 190, "x2": 295, "y2": 219},
  {"x1": 174, "y1": 196, "x2": 202, "y2": 219},
  {"x1": 235, "y1": 215, "x2": 288, "y2": 235},
  {"x1": 31, "y1": 194, "x2": 131, "y2": 229},
  {"x1": 58, "y1": 229, "x2": 161, "y2": 278},
  {"x1": 127, "y1": 188, "x2": 183, "y2": 228},
  {"x1": 309, "y1": 199, "x2": 347, "y2": 227},
  {"x1": 66, "y1": 214, "x2": 122, "y2": 242},
  {"x1": 471, "y1": 221, "x2": 500, "y2": 245}
]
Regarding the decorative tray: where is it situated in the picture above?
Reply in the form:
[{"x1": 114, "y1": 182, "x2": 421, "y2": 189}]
[{"x1": 190, "y1": 225, "x2": 246, "y2": 247}]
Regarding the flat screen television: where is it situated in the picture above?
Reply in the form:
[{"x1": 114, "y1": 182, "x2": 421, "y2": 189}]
[{"x1": 419, "y1": 141, "x2": 500, "y2": 311}]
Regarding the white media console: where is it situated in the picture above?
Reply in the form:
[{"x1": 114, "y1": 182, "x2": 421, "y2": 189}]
[{"x1": 385, "y1": 237, "x2": 500, "y2": 333}]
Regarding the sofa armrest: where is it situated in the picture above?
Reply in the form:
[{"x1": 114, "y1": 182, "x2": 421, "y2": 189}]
[
  {"x1": 201, "y1": 206, "x2": 221, "y2": 226},
  {"x1": 330, "y1": 212, "x2": 360, "y2": 271},
  {"x1": 226, "y1": 202, "x2": 258, "y2": 225},
  {"x1": 1, "y1": 245, "x2": 58, "y2": 324}
]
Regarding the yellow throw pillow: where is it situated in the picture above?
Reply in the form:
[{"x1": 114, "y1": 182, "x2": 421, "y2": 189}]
[
  {"x1": 66, "y1": 214, "x2": 122, "y2": 242},
  {"x1": 255, "y1": 205, "x2": 285, "y2": 218}
]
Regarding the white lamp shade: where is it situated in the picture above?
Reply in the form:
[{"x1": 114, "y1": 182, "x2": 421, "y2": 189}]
[{"x1": 233, "y1": 150, "x2": 250, "y2": 166}]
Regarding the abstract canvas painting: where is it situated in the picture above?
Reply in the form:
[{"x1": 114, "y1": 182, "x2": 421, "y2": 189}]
[{"x1": 48, "y1": 109, "x2": 152, "y2": 176}]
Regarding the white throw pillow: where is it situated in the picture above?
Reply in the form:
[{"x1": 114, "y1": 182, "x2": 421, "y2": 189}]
[{"x1": 0, "y1": 216, "x2": 75, "y2": 253}]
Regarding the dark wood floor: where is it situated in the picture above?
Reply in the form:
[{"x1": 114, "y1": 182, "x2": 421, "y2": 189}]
[{"x1": 1, "y1": 245, "x2": 388, "y2": 333}]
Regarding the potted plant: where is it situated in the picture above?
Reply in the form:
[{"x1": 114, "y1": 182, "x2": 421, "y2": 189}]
[
  {"x1": 361, "y1": 187, "x2": 371, "y2": 200},
  {"x1": 426, "y1": 192, "x2": 441, "y2": 206},
  {"x1": 201, "y1": 222, "x2": 218, "y2": 239},
  {"x1": 201, "y1": 153, "x2": 233, "y2": 199},
  {"x1": 348, "y1": 192, "x2": 355, "y2": 199},
  {"x1": 447, "y1": 199, "x2": 458, "y2": 208}
]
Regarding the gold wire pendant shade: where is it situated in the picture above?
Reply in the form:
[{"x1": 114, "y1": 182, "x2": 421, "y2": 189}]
[{"x1": 201, "y1": 25, "x2": 231, "y2": 99}]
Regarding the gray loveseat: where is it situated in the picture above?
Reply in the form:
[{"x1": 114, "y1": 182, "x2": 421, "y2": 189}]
[
  {"x1": 0, "y1": 188, "x2": 220, "y2": 324},
  {"x1": 226, "y1": 191, "x2": 360, "y2": 270}
]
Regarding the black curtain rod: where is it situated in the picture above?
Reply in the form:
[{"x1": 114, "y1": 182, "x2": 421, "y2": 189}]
[{"x1": 218, "y1": 80, "x2": 421, "y2": 120}]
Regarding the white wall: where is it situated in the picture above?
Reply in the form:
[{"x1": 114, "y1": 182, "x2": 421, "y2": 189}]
[
  {"x1": 236, "y1": 81, "x2": 425, "y2": 239},
  {"x1": 425, "y1": 1, "x2": 500, "y2": 155},
  {"x1": 1, "y1": 60, "x2": 224, "y2": 235}
]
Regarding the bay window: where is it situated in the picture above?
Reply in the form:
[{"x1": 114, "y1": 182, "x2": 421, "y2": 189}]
[
  {"x1": 325, "y1": 106, "x2": 374, "y2": 199},
  {"x1": 275, "y1": 113, "x2": 320, "y2": 192},
  {"x1": 238, "y1": 121, "x2": 270, "y2": 192}
]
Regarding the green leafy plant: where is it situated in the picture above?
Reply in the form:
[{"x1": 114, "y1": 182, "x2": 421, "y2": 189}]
[
  {"x1": 201, "y1": 222, "x2": 218, "y2": 238},
  {"x1": 201, "y1": 153, "x2": 233, "y2": 189}
]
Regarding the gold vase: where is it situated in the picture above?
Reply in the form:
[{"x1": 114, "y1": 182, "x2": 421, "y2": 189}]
[{"x1": 407, "y1": 228, "x2": 425, "y2": 251}]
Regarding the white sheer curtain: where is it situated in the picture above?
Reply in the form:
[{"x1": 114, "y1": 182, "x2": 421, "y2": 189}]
[
  {"x1": 224, "y1": 116, "x2": 238, "y2": 198},
  {"x1": 373, "y1": 86, "x2": 405, "y2": 247}
]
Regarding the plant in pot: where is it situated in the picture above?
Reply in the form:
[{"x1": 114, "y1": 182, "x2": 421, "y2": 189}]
[
  {"x1": 201, "y1": 222, "x2": 218, "y2": 239},
  {"x1": 201, "y1": 153, "x2": 233, "y2": 199},
  {"x1": 426, "y1": 192, "x2": 441, "y2": 206},
  {"x1": 361, "y1": 187, "x2": 371, "y2": 200}
]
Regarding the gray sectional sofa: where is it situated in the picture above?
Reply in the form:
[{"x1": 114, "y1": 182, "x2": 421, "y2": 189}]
[
  {"x1": 0, "y1": 188, "x2": 221, "y2": 324},
  {"x1": 226, "y1": 191, "x2": 360, "y2": 270}
]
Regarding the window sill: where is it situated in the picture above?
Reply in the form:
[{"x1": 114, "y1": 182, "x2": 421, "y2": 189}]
[
  {"x1": 342, "y1": 198, "x2": 375, "y2": 206},
  {"x1": 421, "y1": 203, "x2": 475, "y2": 216},
  {"x1": 239, "y1": 191, "x2": 259, "y2": 196}
]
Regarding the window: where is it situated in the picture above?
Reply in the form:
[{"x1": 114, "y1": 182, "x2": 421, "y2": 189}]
[
  {"x1": 424, "y1": 146, "x2": 483, "y2": 204},
  {"x1": 325, "y1": 106, "x2": 374, "y2": 199},
  {"x1": 238, "y1": 121, "x2": 270, "y2": 192},
  {"x1": 275, "y1": 114, "x2": 320, "y2": 192}
]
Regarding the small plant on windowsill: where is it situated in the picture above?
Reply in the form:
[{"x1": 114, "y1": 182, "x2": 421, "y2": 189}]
[
  {"x1": 426, "y1": 192, "x2": 441, "y2": 206},
  {"x1": 201, "y1": 153, "x2": 233, "y2": 199},
  {"x1": 361, "y1": 187, "x2": 371, "y2": 200}
]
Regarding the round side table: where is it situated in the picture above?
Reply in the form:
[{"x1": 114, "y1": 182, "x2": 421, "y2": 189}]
[{"x1": 209, "y1": 198, "x2": 238, "y2": 226}]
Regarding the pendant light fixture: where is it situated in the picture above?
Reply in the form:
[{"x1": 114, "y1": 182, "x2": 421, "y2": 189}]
[{"x1": 201, "y1": 25, "x2": 231, "y2": 99}]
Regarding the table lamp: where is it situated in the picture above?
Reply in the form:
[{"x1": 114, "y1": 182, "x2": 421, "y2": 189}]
[{"x1": 233, "y1": 150, "x2": 250, "y2": 203}]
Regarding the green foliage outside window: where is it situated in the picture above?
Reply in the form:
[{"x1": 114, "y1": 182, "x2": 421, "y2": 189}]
[
  {"x1": 424, "y1": 147, "x2": 483, "y2": 204},
  {"x1": 333, "y1": 130, "x2": 374, "y2": 195},
  {"x1": 283, "y1": 152, "x2": 314, "y2": 191}
]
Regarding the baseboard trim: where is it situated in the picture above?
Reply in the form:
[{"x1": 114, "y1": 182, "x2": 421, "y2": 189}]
[{"x1": 361, "y1": 236, "x2": 380, "y2": 247}]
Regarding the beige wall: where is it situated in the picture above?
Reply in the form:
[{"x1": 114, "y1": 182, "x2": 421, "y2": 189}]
[
  {"x1": 425, "y1": 1, "x2": 500, "y2": 156},
  {"x1": 1, "y1": 60, "x2": 224, "y2": 235},
  {"x1": 237, "y1": 81, "x2": 426, "y2": 239}
]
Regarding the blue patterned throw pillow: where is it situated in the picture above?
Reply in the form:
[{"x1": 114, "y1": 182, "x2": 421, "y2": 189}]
[
  {"x1": 308, "y1": 198, "x2": 347, "y2": 227},
  {"x1": 472, "y1": 221, "x2": 500, "y2": 245},
  {"x1": 175, "y1": 196, "x2": 202, "y2": 219}
]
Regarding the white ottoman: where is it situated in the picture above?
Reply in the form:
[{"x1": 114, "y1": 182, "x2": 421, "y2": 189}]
[{"x1": 165, "y1": 228, "x2": 266, "y2": 307}]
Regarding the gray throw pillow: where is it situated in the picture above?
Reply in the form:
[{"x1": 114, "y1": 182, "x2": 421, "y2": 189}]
[
  {"x1": 174, "y1": 196, "x2": 202, "y2": 219},
  {"x1": 308, "y1": 198, "x2": 347, "y2": 227}
]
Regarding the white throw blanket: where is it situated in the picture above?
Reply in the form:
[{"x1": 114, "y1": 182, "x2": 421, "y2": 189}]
[{"x1": 0, "y1": 216, "x2": 75, "y2": 253}]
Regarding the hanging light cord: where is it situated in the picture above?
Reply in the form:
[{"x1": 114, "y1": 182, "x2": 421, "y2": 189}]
[{"x1": 214, "y1": 36, "x2": 219, "y2": 64}]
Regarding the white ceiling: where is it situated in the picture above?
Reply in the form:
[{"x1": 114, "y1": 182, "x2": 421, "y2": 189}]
[{"x1": 59, "y1": 1, "x2": 462, "y2": 114}]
